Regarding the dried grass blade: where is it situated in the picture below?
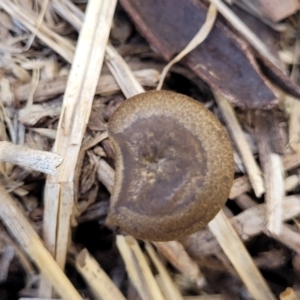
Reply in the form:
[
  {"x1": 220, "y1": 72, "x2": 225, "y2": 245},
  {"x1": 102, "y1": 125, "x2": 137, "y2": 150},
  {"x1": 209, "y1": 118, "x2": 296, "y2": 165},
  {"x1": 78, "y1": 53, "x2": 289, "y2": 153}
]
[
  {"x1": 213, "y1": 90, "x2": 265, "y2": 197},
  {"x1": 0, "y1": 141, "x2": 62, "y2": 175},
  {"x1": 0, "y1": 184, "x2": 82, "y2": 300},
  {"x1": 145, "y1": 243, "x2": 184, "y2": 300},
  {"x1": 0, "y1": 0, "x2": 74, "y2": 63},
  {"x1": 116, "y1": 235, "x2": 165, "y2": 300},
  {"x1": 208, "y1": 0, "x2": 285, "y2": 71},
  {"x1": 208, "y1": 211, "x2": 276, "y2": 300},
  {"x1": 75, "y1": 248, "x2": 126, "y2": 300},
  {"x1": 156, "y1": 4, "x2": 217, "y2": 90},
  {"x1": 40, "y1": 0, "x2": 117, "y2": 297},
  {"x1": 266, "y1": 154, "x2": 284, "y2": 235}
]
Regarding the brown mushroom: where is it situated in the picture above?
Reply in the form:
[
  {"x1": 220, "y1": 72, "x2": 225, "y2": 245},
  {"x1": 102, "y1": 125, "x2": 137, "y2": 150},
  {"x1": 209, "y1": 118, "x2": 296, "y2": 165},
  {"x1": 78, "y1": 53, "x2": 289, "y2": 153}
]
[{"x1": 107, "y1": 90, "x2": 234, "y2": 241}]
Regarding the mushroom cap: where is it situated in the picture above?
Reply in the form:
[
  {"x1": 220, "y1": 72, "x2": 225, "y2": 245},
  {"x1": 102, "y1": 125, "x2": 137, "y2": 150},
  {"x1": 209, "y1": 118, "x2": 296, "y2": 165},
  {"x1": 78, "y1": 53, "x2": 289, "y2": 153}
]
[{"x1": 108, "y1": 90, "x2": 234, "y2": 241}]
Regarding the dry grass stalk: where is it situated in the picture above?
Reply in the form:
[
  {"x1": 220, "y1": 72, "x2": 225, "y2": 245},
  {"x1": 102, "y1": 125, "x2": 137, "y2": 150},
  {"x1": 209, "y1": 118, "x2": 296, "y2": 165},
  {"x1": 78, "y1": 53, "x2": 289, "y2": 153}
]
[
  {"x1": 105, "y1": 44, "x2": 144, "y2": 98},
  {"x1": 39, "y1": 0, "x2": 117, "y2": 297},
  {"x1": 184, "y1": 195, "x2": 300, "y2": 257},
  {"x1": 75, "y1": 248, "x2": 126, "y2": 300},
  {"x1": 230, "y1": 153, "x2": 300, "y2": 199},
  {"x1": 156, "y1": 3, "x2": 217, "y2": 90},
  {"x1": 117, "y1": 235, "x2": 164, "y2": 300},
  {"x1": 229, "y1": 175, "x2": 252, "y2": 199},
  {"x1": 0, "y1": 0, "x2": 74, "y2": 63},
  {"x1": 0, "y1": 184, "x2": 82, "y2": 300},
  {"x1": 208, "y1": 211, "x2": 276, "y2": 300},
  {"x1": 19, "y1": 99, "x2": 62, "y2": 126},
  {"x1": 0, "y1": 141, "x2": 62, "y2": 175},
  {"x1": 213, "y1": 91, "x2": 265, "y2": 197},
  {"x1": 208, "y1": 0, "x2": 285, "y2": 70},
  {"x1": 13, "y1": 70, "x2": 158, "y2": 104},
  {"x1": 266, "y1": 153, "x2": 284, "y2": 235},
  {"x1": 145, "y1": 243, "x2": 184, "y2": 300},
  {"x1": 51, "y1": 0, "x2": 147, "y2": 100},
  {"x1": 98, "y1": 159, "x2": 114, "y2": 193},
  {"x1": 30, "y1": 128, "x2": 57, "y2": 140},
  {"x1": 153, "y1": 241, "x2": 205, "y2": 288},
  {"x1": 116, "y1": 235, "x2": 165, "y2": 300}
]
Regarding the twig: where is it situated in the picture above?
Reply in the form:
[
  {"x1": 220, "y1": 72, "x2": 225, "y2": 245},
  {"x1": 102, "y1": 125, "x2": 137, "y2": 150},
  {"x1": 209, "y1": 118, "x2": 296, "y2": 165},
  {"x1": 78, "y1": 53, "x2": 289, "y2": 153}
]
[
  {"x1": 208, "y1": 211, "x2": 276, "y2": 300},
  {"x1": 75, "y1": 248, "x2": 126, "y2": 300},
  {"x1": 153, "y1": 241, "x2": 205, "y2": 288},
  {"x1": 145, "y1": 243, "x2": 184, "y2": 300},
  {"x1": 116, "y1": 235, "x2": 165, "y2": 300},
  {"x1": 156, "y1": 4, "x2": 218, "y2": 90},
  {"x1": 0, "y1": 141, "x2": 62, "y2": 175},
  {"x1": 0, "y1": 184, "x2": 82, "y2": 300},
  {"x1": 208, "y1": 0, "x2": 285, "y2": 71},
  {"x1": 266, "y1": 154, "x2": 284, "y2": 235},
  {"x1": 213, "y1": 90, "x2": 265, "y2": 197},
  {"x1": 0, "y1": 0, "x2": 74, "y2": 63},
  {"x1": 183, "y1": 195, "x2": 300, "y2": 256},
  {"x1": 40, "y1": 0, "x2": 117, "y2": 297}
]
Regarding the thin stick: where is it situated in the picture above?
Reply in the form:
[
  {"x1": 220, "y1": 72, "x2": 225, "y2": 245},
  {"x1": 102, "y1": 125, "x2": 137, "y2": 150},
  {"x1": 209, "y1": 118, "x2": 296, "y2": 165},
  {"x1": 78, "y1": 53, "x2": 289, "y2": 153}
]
[
  {"x1": 266, "y1": 154, "x2": 284, "y2": 235},
  {"x1": 213, "y1": 90, "x2": 265, "y2": 197},
  {"x1": 156, "y1": 4, "x2": 217, "y2": 90},
  {"x1": 153, "y1": 241, "x2": 205, "y2": 287},
  {"x1": 145, "y1": 243, "x2": 184, "y2": 300},
  {"x1": 0, "y1": 0, "x2": 74, "y2": 63},
  {"x1": 208, "y1": 211, "x2": 276, "y2": 300},
  {"x1": 75, "y1": 248, "x2": 126, "y2": 300},
  {"x1": 51, "y1": 0, "x2": 144, "y2": 100},
  {"x1": 0, "y1": 141, "x2": 62, "y2": 175},
  {"x1": 0, "y1": 184, "x2": 82, "y2": 300},
  {"x1": 116, "y1": 235, "x2": 165, "y2": 300},
  {"x1": 40, "y1": 0, "x2": 117, "y2": 297},
  {"x1": 105, "y1": 44, "x2": 144, "y2": 98},
  {"x1": 208, "y1": 0, "x2": 285, "y2": 71}
]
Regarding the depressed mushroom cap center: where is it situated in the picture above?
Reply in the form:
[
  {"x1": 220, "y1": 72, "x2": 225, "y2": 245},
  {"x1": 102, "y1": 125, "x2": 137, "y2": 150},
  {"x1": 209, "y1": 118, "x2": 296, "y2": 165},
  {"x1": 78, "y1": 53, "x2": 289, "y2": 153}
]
[{"x1": 111, "y1": 115, "x2": 207, "y2": 216}]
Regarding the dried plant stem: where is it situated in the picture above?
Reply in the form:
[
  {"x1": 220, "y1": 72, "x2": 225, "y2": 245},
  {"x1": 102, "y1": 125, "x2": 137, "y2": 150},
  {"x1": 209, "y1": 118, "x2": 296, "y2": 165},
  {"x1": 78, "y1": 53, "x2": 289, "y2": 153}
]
[
  {"x1": 0, "y1": 0, "x2": 74, "y2": 63},
  {"x1": 145, "y1": 243, "x2": 184, "y2": 300},
  {"x1": 98, "y1": 159, "x2": 114, "y2": 193},
  {"x1": 75, "y1": 248, "x2": 126, "y2": 300},
  {"x1": 0, "y1": 141, "x2": 62, "y2": 175},
  {"x1": 51, "y1": 0, "x2": 144, "y2": 99},
  {"x1": 213, "y1": 91, "x2": 265, "y2": 197},
  {"x1": 209, "y1": 211, "x2": 276, "y2": 300},
  {"x1": 105, "y1": 44, "x2": 144, "y2": 98},
  {"x1": 153, "y1": 241, "x2": 205, "y2": 287},
  {"x1": 116, "y1": 235, "x2": 165, "y2": 300},
  {"x1": 156, "y1": 4, "x2": 217, "y2": 90},
  {"x1": 12, "y1": 70, "x2": 158, "y2": 104},
  {"x1": 266, "y1": 154, "x2": 284, "y2": 235},
  {"x1": 39, "y1": 0, "x2": 117, "y2": 297},
  {"x1": 208, "y1": 0, "x2": 285, "y2": 71},
  {"x1": 0, "y1": 184, "x2": 82, "y2": 300}
]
